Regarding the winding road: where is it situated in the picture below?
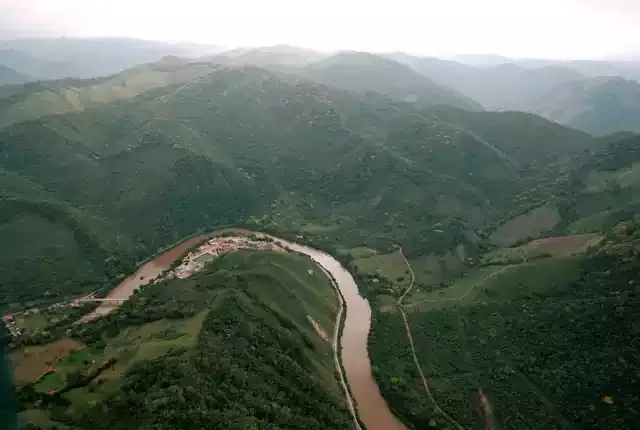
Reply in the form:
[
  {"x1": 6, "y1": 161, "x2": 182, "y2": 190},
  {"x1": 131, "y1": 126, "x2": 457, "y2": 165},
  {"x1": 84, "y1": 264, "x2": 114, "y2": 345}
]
[{"x1": 397, "y1": 247, "x2": 466, "y2": 430}]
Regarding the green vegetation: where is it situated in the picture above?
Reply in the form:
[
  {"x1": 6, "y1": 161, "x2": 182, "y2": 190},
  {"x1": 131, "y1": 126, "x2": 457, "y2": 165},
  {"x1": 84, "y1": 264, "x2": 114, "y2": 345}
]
[
  {"x1": 0, "y1": 65, "x2": 30, "y2": 86},
  {"x1": 489, "y1": 204, "x2": 561, "y2": 246},
  {"x1": 15, "y1": 251, "x2": 351, "y2": 429},
  {"x1": 303, "y1": 51, "x2": 483, "y2": 111},
  {"x1": 3, "y1": 52, "x2": 640, "y2": 430},
  {"x1": 0, "y1": 61, "x2": 602, "y2": 313},
  {"x1": 354, "y1": 250, "x2": 411, "y2": 295},
  {"x1": 366, "y1": 219, "x2": 640, "y2": 429},
  {"x1": 529, "y1": 77, "x2": 640, "y2": 135}
]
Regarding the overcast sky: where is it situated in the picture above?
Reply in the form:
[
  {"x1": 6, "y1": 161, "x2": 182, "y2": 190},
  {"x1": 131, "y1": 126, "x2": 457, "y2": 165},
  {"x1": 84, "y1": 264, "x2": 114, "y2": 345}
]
[{"x1": 1, "y1": 0, "x2": 639, "y2": 59}]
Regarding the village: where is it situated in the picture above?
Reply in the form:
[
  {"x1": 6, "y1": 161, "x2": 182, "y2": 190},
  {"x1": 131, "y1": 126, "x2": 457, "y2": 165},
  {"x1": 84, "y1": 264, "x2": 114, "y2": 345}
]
[
  {"x1": 2, "y1": 297, "x2": 86, "y2": 338},
  {"x1": 2, "y1": 235, "x2": 289, "y2": 337},
  {"x1": 166, "y1": 235, "x2": 286, "y2": 279}
]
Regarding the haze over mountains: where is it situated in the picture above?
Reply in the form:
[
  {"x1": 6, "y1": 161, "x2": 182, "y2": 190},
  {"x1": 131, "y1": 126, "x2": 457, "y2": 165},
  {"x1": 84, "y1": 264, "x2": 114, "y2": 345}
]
[
  {"x1": 2, "y1": 38, "x2": 640, "y2": 135},
  {"x1": 1, "y1": 36, "x2": 640, "y2": 430}
]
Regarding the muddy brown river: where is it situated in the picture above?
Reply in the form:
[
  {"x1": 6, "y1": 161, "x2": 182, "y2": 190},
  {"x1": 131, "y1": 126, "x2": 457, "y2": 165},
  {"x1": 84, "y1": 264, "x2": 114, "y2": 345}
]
[
  {"x1": 81, "y1": 231, "x2": 405, "y2": 429},
  {"x1": 80, "y1": 234, "x2": 213, "y2": 322}
]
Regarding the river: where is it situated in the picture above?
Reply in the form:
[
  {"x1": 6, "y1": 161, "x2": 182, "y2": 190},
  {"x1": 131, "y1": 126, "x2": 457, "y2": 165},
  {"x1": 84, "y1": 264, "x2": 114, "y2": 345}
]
[
  {"x1": 80, "y1": 231, "x2": 405, "y2": 430},
  {"x1": 79, "y1": 234, "x2": 213, "y2": 322}
]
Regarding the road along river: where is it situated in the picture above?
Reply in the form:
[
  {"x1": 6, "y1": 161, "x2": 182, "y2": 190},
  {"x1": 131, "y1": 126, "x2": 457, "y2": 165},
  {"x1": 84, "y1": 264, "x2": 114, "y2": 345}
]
[{"x1": 80, "y1": 230, "x2": 405, "y2": 430}]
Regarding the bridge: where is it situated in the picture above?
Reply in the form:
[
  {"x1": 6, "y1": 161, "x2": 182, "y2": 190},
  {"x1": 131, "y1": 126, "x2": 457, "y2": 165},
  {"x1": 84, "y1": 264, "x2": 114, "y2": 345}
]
[{"x1": 78, "y1": 298, "x2": 126, "y2": 303}]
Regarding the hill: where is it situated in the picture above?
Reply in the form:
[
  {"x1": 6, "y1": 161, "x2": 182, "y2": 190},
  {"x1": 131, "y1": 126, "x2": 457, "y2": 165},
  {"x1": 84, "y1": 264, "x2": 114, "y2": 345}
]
[
  {"x1": 389, "y1": 53, "x2": 585, "y2": 109},
  {"x1": 302, "y1": 51, "x2": 483, "y2": 111},
  {"x1": 527, "y1": 76, "x2": 640, "y2": 135},
  {"x1": 1, "y1": 55, "x2": 639, "y2": 430},
  {"x1": 355, "y1": 134, "x2": 640, "y2": 428},
  {"x1": 0, "y1": 61, "x2": 220, "y2": 127},
  {"x1": 214, "y1": 45, "x2": 326, "y2": 69},
  {"x1": 0, "y1": 62, "x2": 597, "y2": 311},
  {"x1": 424, "y1": 106, "x2": 592, "y2": 163},
  {"x1": 0, "y1": 65, "x2": 30, "y2": 85},
  {"x1": 364, "y1": 215, "x2": 640, "y2": 430},
  {"x1": 12, "y1": 250, "x2": 352, "y2": 429},
  {"x1": 0, "y1": 38, "x2": 221, "y2": 80}
]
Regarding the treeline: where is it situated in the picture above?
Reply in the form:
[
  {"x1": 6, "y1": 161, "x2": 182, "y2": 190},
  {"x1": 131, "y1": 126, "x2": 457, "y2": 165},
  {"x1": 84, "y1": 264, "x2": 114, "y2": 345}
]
[
  {"x1": 388, "y1": 218, "x2": 640, "y2": 429},
  {"x1": 41, "y1": 251, "x2": 352, "y2": 429},
  {"x1": 76, "y1": 294, "x2": 351, "y2": 429}
]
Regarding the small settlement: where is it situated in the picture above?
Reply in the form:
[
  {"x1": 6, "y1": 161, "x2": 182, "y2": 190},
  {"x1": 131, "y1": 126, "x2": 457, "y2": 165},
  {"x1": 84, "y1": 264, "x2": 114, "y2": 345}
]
[
  {"x1": 166, "y1": 235, "x2": 286, "y2": 279},
  {"x1": 3, "y1": 299, "x2": 85, "y2": 337},
  {"x1": 2, "y1": 235, "x2": 286, "y2": 336}
]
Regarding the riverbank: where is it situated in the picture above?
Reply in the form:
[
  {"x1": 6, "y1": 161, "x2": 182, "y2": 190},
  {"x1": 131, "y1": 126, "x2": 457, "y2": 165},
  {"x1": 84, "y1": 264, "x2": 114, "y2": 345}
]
[{"x1": 74, "y1": 228, "x2": 405, "y2": 430}]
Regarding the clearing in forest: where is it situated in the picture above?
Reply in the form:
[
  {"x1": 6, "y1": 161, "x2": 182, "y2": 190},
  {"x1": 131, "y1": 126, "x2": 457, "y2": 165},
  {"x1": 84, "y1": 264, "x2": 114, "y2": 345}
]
[
  {"x1": 355, "y1": 249, "x2": 412, "y2": 292},
  {"x1": 405, "y1": 266, "x2": 509, "y2": 310},
  {"x1": 481, "y1": 233, "x2": 601, "y2": 264},
  {"x1": 11, "y1": 338, "x2": 85, "y2": 384},
  {"x1": 490, "y1": 204, "x2": 561, "y2": 246}
]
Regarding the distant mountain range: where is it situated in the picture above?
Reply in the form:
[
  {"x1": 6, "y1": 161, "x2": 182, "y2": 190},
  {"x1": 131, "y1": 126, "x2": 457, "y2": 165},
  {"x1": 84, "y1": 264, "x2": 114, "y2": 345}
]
[
  {"x1": 300, "y1": 51, "x2": 482, "y2": 111},
  {"x1": 0, "y1": 38, "x2": 222, "y2": 81},
  {"x1": 2, "y1": 41, "x2": 640, "y2": 430},
  {"x1": 528, "y1": 76, "x2": 640, "y2": 135},
  {"x1": 0, "y1": 65, "x2": 30, "y2": 86},
  {"x1": 1, "y1": 39, "x2": 640, "y2": 136},
  {"x1": 384, "y1": 52, "x2": 640, "y2": 135}
]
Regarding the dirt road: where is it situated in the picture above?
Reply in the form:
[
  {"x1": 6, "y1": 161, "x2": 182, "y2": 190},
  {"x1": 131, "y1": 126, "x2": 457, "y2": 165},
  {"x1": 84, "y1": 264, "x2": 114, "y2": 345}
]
[{"x1": 397, "y1": 248, "x2": 466, "y2": 430}]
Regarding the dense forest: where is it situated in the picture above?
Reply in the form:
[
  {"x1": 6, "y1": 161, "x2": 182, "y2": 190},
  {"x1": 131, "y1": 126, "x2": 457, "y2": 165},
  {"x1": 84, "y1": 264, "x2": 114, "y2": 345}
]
[
  {"x1": 365, "y1": 218, "x2": 640, "y2": 429},
  {"x1": 2, "y1": 49, "x2": 640, "y2": 429},
  {"x1": 0, "y1": 59, "x2": 606, "y2": 314},
  {"x1": 14, "y1": 251, "x2": 352, "y2": 429}
]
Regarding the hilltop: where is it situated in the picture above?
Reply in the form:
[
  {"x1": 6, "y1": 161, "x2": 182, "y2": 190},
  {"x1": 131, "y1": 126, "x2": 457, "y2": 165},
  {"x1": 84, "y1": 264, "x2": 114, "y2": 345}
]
[
  {"x1": 302, "y1": 51, "x2": 483, "y2": 111},
  {"x1": 528, "y1": 76, "x2": 640, "y2": 135},
  {"x1": 1, "y1": 53, "x2": 639, "y2": 430},
  {"x1": 0, "y1": 65, "x2": 30, "y2": 86},
  {"x1": 0, "y1": 38, "x2": 222, "y2": 81},
  {"x1": 13, "y1": 250, "x2": 352, "y2": 429},
  {"x1": 0, "y1": 60, "x2": 598, "y2": 312}
]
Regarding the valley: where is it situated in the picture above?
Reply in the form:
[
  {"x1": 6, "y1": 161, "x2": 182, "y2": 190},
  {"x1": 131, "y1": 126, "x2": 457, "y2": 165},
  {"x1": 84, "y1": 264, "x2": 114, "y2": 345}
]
[{"x1": 1, "y1": 40, "x2": 639, "y2": 430}]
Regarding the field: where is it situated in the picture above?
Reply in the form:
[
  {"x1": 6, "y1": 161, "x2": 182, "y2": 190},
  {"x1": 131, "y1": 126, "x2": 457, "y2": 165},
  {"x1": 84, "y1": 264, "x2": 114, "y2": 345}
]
[
  {"x1": 405, "y1": 265, "x2": 509, "y2": 311},
  {"x1": 16, "y1": 250, "x2": 349, "y2": 429},
  {"x1": 10, "y1": 338, "x2": 84, "y2": 384},
  {"x1": 490, "y1": 204, "x2": 561, "y2": 246},
  {"x1": 585, "y1": 161, "x2": 640, "y2": 193},
  {"x1": 354, "y1": 249, "x2": 412, "y2": 294},
  {"x1": 409, "y1": 245, "x2": 468, "y2": 286},
  {"x1": 481, "y1": 233, "x2": 601, "y2": 265},
  {"x1": 567, "y1": 201, "x2": 640, "y2": 234},
  {"x1": 55, "y1": 308, "x2": 213, "y2": 410},
  {"x1": 407, "y1": 256, "x2": 582, "y2": 310},
  {"x1": 471, "y1": 257, "x2": 583, "y2": 301},
  {"x1": 14, "y1": 306, "x2": 85, "y2": 333},
  {"x1": 345, "y1": 246, "x2": 379, "y2": 259}
]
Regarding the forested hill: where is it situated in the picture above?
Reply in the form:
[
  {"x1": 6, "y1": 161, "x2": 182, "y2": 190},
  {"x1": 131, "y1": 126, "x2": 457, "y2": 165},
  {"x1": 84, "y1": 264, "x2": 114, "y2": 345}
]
[
  {"x1": 0, "y1": 65, "x2": 30, "y2": 86},
  {"x1": 528, "y1": 76, "x2": 640, "y2": 135},
  {"x1": 14, "y1": 251, "x2": 353, "y2": 429},
  {"x1": 2, "y1": 53, "x2": 640, "y2": 430},
  {"x1": 0, "y1": 62, "x2": 597, "y2": 311},
  {"x1": 302, "y1": 51, "x2": 483, "y2": 111}
]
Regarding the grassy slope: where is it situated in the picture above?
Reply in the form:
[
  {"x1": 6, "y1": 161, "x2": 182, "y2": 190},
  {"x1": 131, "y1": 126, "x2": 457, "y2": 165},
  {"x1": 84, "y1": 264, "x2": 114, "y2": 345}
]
[
  {"x1": 365, "y1": 223, "x2": 639, "y2": 430},
  {"x1": 15, "y1": 251, "x2": 350, "y2": 429}
]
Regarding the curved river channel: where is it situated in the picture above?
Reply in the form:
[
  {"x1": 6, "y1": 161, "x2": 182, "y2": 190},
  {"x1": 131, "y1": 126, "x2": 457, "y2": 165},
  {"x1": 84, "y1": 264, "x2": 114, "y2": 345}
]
[{"x1": 83, "y1": 231, "x2": 406, "y2": 430}]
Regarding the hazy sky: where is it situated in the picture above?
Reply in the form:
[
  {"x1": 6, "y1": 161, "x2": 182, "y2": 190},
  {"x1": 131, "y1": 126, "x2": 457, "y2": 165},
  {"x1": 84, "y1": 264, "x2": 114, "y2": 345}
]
[{"x1": 1, "y1": 0, "x2": 639, "y2": 59}]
